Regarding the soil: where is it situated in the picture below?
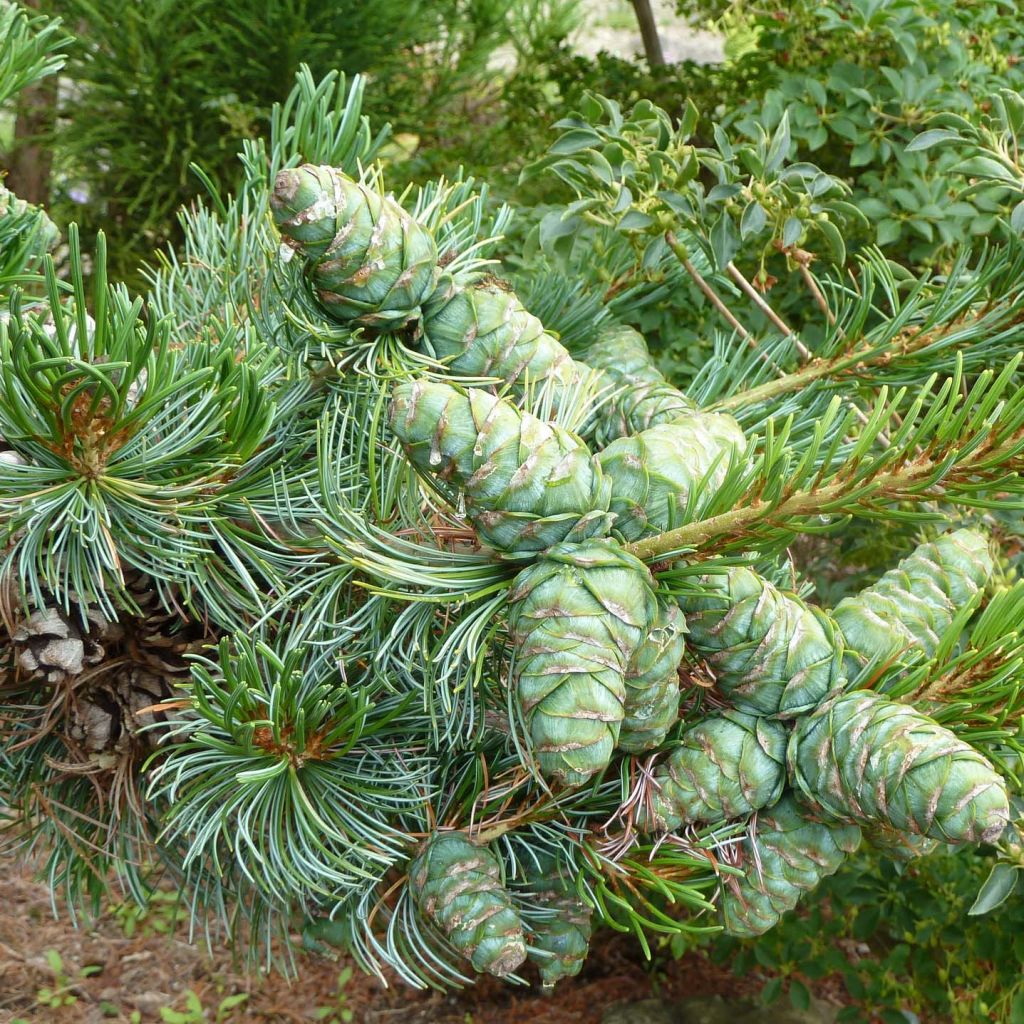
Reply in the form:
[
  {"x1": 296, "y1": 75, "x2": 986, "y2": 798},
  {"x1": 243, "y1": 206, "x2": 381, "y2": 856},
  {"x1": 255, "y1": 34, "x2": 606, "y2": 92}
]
[{"x1": 0, "y1": 859, "x2": 851, "y2": 1024}]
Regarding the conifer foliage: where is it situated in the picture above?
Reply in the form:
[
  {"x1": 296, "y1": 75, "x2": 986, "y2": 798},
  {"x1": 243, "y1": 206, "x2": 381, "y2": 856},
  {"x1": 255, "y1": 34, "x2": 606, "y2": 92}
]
[{"x1": 5, "y1": 10, "x2": 1024, "y2": 991}]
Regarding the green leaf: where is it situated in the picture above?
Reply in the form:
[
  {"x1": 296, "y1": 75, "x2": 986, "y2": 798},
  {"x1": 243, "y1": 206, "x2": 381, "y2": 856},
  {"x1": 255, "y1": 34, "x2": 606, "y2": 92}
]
[
  {"x1": 850, "y1": 141, "x2": 876, "y2": 167},
  {"x1": 762, "y1": 977, "x2": 783, "y2": 1005},
  {"x1": 789, "y1": 980, "x2": 811, "y2": 1011},
  {"x1": 816, "y1": 218, "x2": 846, "y2": 265},
  {"x1": 906, "y1": 128, "x2": 963, "y2": 152},
  {"x1": 740, "y1": 202, "x2": 768, "y2": 239},
  {"x1": 954, "y1": 156, "x2": 1019, "y2": 183},
  {"x1": 968, "y1": 863, "x2": 1020, "y2": 915},
  {"x1": 548, "y1": 128, "x2": 603, "y2": 156},
  {"x1": 1010, "y1": 990, "x2": 1024, "y2": 1024},
  {"x1": 876, "y1": 218, "x2": 902, "y2": 246},
  {"x1": 782, "y1": 216, "x2": 803, "y2": 247},
  {"x1": 1010, "y1": 200, "x2": 1024, "y2": 235},
  {"x1": 710, "y1": 214, "x2": 739, "y2": 269},
  {"x1": 617, "y1": 210, "x2": 655, "y2": 232},
  {"x1": 538, "y1": 210, "x2": 580, "y2": 254},
  {"x1": 765, "y1": 110, "x2": 792, "y2": 174}
]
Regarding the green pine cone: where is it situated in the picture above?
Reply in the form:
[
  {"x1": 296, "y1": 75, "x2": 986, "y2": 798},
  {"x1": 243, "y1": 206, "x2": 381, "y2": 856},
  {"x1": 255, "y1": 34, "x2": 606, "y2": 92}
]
[
  {"x1": 679, "y1": 568, "x2": 845, "y2": 716},
  {"x1": 410, "y1": 831, "x2": 527, "y2": 977},
  {"x1": 833, "y1": 528, "x2": 993, "y2": 669},
  {"x1": 421, "y1": 276, "x2": 588, "y2": 404},
  {"x1": 271, "y1": 164, "x2": 438, "y2": 329},
  {"x1": 508, "y1": 539, "x2": 658, "y2": 785},
  {"x1": 0, "y1": 183, "x2": 59, "y2": 257},
  {"x1": 389, "y1": 381, "x2": 612, "y2": 555},
  {"x1": 789, "y1": 689, "x2": 1010, "y2": 844},
  {"x1": 638, "y1": 711, "x2": 787, "y2": 832},
  {"x1": 597, "y1": 415, "x2": 746, "y2": 543},
  {"x1": 618, "y1": 599, "x2": 686, "y2": 753},
  {"x1": 720, "y1": 795, "x2": 862, "y2": 938},
  {"x1": 582, "y1": 325, "x2": 695, "y2": 446},
  {"x1": 524, "y1": 857, "x2": 592, "y2": 988},
  {"x1": 584, "y1": 324, "x2": 665, "y2": 386},
  {"x1": 529, "y1": 894, "x2": 592, "y2": 987}
]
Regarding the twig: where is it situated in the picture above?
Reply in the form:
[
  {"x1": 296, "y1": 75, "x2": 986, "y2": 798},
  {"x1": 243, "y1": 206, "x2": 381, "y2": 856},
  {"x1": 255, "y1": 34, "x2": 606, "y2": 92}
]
[
  {"x1": 625, "y1": 429, "x2": 1024, "y2": 562},
  {"x1": 798, "y1": 262, "x2": 837, "y2": 326},
  {"x1": 665, "y1": 232, "x2": 788, "y2": 377},
  {"x1": 726, "y1": 261, "x2": 813, "y2": 361},
  {"x1": 666, "y1": 233, "x2": 752, "y2": 340},
  {"x1": 673, "y1": 235, "x2": 889, "y2": 444}
]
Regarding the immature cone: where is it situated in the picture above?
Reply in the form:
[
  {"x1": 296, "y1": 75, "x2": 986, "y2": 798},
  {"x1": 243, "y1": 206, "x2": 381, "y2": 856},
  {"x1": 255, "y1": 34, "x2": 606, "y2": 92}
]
[
  {"x1": 421, "y1": 277, "x2": 590, "y2": 406},
  {"x1": 680, "y1": 568, "x2": 845, "y2": 716},
  {"x1": 598, "y1": 414, "x2": 746, "y2": 543},
  {"x1": 507, "y1": 539, "x2": 657, "y2": 785},
  {"x1": 582, "y1": 324, "x2": 695, "y2": 446},
  {"x1": 410, "y1": 831, "x2": 526, "y2": 977},
  {"x1": 618, "y1": 599, "x2": 686, "y2": 753},
  {"x1": 0, "y1": 183, "x2": 59, "y2": 257},
  {"x1": 271, "y1": 164, "x2": 438, "y2": 329},
  {"x1": 720, "y1": 795, "x2": 862, "y2": 938},
  {"x1": 524, "y1": 856, "x2": 593, "y2": 988},
  {"x1": 833, "y1": 528, "x2": 993, "y2": 670},
  {"x1": 790, "y1": 689, "x2": 1009, "y2": 844},
  {"x1": 390, "y1": 380, "x2": 612, "y2": 556},
  {"x1": 638, "y1": 711, "x2": 787, "y2": 832}
]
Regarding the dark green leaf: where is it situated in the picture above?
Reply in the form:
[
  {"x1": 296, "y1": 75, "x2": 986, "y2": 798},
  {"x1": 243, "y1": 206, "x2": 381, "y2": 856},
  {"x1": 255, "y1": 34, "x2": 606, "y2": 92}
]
[
  {"x1": 549, "y1": 128, "x2": 603, "y2": 156},
  {"x1": 740, "y1": 202, "x2": 768, "y2": 239},
  {"x1": 765, "y1": 110, "x2": 792, "y2": 175},
  {"x1": 789, "y1": 980, "x2": 811, "y2": 1011},
  {"x1": 710, "y1": 213, "x2": 739, "y2": 269},
  {"x1": 906, "y1": 128, "x2": 963, "y2": 152},
  {"x1": 968, "y1": 863, "x2": 1020, "y2": 916}
]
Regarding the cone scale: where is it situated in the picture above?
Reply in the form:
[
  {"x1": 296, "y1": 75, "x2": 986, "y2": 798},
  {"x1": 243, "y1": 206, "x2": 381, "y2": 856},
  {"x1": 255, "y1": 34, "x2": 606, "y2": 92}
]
[
  {"x1": 680, "y1": 567, "x2": 845, "y2": 716},
  {"x1": 389, "y1": 381, "x2": 612, "y2": 556}
]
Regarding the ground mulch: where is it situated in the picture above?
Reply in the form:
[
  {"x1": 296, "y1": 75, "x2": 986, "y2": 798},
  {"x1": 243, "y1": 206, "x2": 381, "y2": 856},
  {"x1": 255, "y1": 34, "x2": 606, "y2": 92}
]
[{"x1": 0, "y1": 860, "x2": 847, "y2": 1024}]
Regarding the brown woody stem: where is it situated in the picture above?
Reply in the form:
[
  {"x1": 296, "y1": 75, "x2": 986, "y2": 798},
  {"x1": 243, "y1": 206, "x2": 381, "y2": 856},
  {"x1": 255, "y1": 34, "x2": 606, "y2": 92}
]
[
  {"x1": 666, "y1": 232, "x2": 789, "y2": 376},
  {"x1": 798, "y1": 263, "x2": 837, "y2": 326},
  {"x1": 726, "y1": 261, "x2": 813, "y2": 361}
]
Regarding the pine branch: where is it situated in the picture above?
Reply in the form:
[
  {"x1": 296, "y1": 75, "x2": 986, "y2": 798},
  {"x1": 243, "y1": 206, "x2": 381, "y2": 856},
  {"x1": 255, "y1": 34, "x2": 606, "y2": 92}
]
[
  {"x1": 626, "y1": 356, "x2": 1024, "y2": 561},
  {"x1": 875, "y1": 580, "x2": 1024, "y2": 776},
  {"x1": 0, "y1": 229, "x2": 282, "y2": 620},
  {"x1": 0, "y1": 0, "x2": 67, "y2": 108},
  {"x1": 707, "y1": 244, "x2": 1024, "y2": 415}
]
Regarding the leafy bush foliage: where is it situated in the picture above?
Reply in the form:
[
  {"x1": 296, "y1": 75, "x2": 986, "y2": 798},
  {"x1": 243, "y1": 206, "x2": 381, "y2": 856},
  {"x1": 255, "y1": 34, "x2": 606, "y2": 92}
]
[
  {"x1": 705, "y1": 849, "x2": 1024, "y2": 1023},
  {"x1": 689, "y1": 0, "x2": 1024, "y2": 266}
]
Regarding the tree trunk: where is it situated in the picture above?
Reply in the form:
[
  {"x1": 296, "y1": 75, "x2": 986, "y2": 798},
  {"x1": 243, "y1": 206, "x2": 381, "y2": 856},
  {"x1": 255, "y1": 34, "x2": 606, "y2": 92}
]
[
  {"x1": 5, "y1": 81, "x2": 55, "y2": 204},
  {"x1": 630, "y1": 0, "x2": 666, "y2": 67}
]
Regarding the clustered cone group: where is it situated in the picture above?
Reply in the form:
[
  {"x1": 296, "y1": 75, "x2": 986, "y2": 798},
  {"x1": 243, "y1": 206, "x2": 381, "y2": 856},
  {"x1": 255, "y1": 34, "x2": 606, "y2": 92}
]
[{"x1": 270, "y1": 164, "x2": 1014, "y2": 975}]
